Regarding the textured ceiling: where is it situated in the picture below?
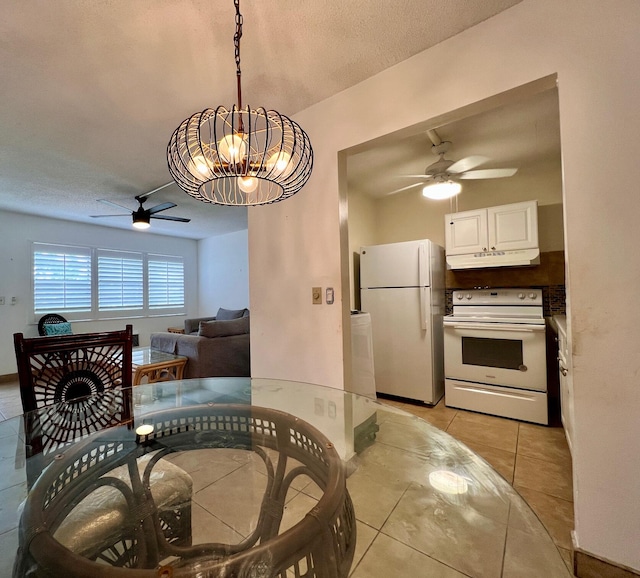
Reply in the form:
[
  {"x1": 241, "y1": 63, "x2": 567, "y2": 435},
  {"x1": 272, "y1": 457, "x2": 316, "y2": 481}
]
[
  {"x1": 347, "y1": 86, "x2": 561, "y2": 199},
  {"x1": 0, "y1": 0, "x2": 523, "y2": 239}
]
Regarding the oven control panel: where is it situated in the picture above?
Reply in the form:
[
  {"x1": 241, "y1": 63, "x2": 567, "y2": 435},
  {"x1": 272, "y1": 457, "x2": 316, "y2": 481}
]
[{"x1": 453, "y1": 288, "x2": 542, "y2": 305}]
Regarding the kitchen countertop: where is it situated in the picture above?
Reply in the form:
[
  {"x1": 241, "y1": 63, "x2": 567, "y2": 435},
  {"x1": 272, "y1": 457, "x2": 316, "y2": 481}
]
[{"x1": 551, "y1": 314, "x2": 567, "y2": 336}]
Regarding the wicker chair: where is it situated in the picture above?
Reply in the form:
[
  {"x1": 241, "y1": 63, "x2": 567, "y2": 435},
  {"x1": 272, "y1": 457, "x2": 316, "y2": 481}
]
[
  {"x1": 37, "y1": 312, "x2": 70, "y2": 336},
  {"x1": 15, "y1": 404, "x2": 356, "y2": 577},
  {"x1": 12, "y1": 326, "x2": 193, "y2": 570}
]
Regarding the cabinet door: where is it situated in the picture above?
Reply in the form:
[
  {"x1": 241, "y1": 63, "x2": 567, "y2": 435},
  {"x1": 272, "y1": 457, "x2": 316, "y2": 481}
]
[
  {"x1": 444, "y1": 208, "x2": 488, "y2": 255},
  {"x1": 488, "y1": 200, "x2": 538, "y2": 251}
]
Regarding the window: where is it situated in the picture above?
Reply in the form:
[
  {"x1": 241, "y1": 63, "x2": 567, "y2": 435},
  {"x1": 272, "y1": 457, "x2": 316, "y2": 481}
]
[
  {"x1": 33, "y1": 244, "x2": 92, "y2": 314},
  {"x1": 148, "y1": 255, "x2": 185, "y2": 310},
  {"x1": 97, "y1": 250, "x2": 143, "y2": 311},
  {"x1": 32, "y1": 243, "x2": 185, "y2": 320}
]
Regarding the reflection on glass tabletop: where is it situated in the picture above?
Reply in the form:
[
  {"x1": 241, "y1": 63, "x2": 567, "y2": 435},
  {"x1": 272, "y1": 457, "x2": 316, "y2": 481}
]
[{"x1": 0, "y1": 377, "x2": 571, "y2": 577}]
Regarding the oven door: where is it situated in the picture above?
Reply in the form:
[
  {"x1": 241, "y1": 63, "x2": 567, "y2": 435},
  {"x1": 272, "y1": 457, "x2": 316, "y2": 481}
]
[{"x1": 443, "y1": 320, "x2": 547, "y2": 391}]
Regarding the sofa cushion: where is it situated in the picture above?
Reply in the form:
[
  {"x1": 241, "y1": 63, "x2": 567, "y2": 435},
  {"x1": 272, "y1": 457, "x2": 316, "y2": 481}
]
[
  {"x1": 199, "y1": 316, "x2": 250, "y2": 338},
  {"x1": 216, "y1": 307, "x2": 248, "y2": 321}
]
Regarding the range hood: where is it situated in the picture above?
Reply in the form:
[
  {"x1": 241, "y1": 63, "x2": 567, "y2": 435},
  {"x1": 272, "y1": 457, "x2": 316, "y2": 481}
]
[{"x1": 446, "y1": 248, "x2": 540, "y2": 270}]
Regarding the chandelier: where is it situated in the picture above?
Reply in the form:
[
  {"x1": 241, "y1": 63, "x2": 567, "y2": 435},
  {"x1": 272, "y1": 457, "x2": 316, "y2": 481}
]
[{"x1": 167, "y1": 0, "x2": 313, "y2": 206}]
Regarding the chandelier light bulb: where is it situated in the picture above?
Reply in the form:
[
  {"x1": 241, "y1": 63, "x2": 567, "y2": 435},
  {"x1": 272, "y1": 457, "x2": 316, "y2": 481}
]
[
  {"x1": 237, "y1": 175, "x2": 259, "y2": 193},
  {"x1": 422, "y1": 180, "x2": 462, "y2": 200},
  {"x1": 190, "y1": 154, "x2": 211, "y2": 177},
  {"x1": 217, "y1": 133, "x2": 247, "y2": 165},
  {"x1": 267, "y1": 151, "x2": 291, "y2": 175}
]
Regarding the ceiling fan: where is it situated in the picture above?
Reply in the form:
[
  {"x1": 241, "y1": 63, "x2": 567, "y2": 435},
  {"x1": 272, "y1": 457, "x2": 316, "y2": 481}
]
[
  {"x1": 388, "y1": 129, "x2": 518, "y2": 200},
  {"x1": 90, "y1": 183, "x2": 191, "y2": 230}
]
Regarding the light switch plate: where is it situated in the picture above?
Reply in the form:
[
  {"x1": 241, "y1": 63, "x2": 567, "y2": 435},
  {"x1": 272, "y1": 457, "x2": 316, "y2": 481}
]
[
  {"x1": 326, "y1": 287, "x2": 334, "y2": 305},
  {"x1": 312, "y1": 287, "x2": 322, "y2": 304}
]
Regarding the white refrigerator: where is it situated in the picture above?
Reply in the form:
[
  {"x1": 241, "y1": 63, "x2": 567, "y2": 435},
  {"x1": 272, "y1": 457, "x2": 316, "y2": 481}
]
[{"x1": 360, "y1": 239, "x2": 445, "y2": 405}]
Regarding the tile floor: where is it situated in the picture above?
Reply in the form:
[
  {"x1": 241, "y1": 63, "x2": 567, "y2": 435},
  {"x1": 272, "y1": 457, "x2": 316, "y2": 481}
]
[
  {"x1": 382, "y1": 395, "x2": 574, "y2": 573},
  {"x1": 0, "y1": 379, "x2": 574, "y2": 575}
]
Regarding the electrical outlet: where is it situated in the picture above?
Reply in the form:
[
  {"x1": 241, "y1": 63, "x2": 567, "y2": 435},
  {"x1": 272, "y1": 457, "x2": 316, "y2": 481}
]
[
  {"x1": 0, "y1": 296, "x2": 5, "y2": 305},
  {"x1": 312, "y1": 287, "x2": 322, "y2": 304}
]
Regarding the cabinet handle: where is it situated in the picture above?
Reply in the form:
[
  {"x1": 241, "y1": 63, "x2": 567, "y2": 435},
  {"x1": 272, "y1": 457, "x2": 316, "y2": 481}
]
[
  {"x1": 491, "y1": 246, "x2": 496, "y2": 250},
  {"x1": 483, "y1": 247, "x2": 487, "y2": 251}
]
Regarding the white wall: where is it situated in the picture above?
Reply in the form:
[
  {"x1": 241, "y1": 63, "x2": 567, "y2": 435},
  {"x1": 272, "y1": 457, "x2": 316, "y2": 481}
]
[
  {"x1": 198, "y1": 229, "x2": 249, "y2": 316},
  {"x1": 0, "y1": 210, "x2": 198, "y2": 374},
  {"x1": 248, "y1": 0, "x2": 640, "y2": 570}
]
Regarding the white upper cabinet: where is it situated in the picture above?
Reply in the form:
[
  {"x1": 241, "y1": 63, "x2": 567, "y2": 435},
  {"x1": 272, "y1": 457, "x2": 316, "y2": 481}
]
[
  {"x1": 445, "y1": 200, "x2": 538, "y2": 256},
  {"x1": 445, "y1": 208, "x2": 489, "y2": 255},
  {"x1": 488, "y1": 201, "x2": 538, "y2": 252}
]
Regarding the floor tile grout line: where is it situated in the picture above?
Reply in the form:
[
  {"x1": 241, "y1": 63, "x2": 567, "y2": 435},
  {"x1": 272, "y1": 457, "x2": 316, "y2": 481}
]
[
  {"x1": 513, "y1": 482, "x2": 574, "y2": 505},
  {"x1": 375, "y1": 526, "x2": 477, "y2": 578}
]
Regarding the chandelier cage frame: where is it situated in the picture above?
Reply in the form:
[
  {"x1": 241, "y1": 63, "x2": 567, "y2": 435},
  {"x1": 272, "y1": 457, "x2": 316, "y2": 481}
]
[{"x1": 166, "y1": 1, "x2": 313, "y2": 206}]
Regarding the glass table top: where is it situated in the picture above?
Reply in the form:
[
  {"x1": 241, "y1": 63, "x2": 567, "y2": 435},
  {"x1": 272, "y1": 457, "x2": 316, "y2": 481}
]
[
  {"x1": 132, "y1": 346, "x2": 187, "y2": 366},
  {"x1": 0, "y1": 378, "x2": 571, "y2": 577}
]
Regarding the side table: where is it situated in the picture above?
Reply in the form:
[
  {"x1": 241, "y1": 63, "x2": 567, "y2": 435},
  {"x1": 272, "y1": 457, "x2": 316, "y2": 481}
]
[{"x1": 132, "y1": 347, "x2": 188, "y2": 385}]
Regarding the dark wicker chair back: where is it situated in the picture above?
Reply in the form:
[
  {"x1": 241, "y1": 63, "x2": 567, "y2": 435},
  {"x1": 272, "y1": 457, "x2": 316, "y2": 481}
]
[
  {"x1": 13, "y1": 325, "x2": 134, "y2": 485},
  {"x1": 37, "y1": 313, "x2": 69, "y2": 336},
  {"x1": 12, "y1": 325, "x2": 194, "y2": 571}
]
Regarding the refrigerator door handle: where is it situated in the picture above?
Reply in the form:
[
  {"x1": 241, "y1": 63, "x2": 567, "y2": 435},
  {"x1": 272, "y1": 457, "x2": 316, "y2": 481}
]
[
  {"x1": 418, "y1": 242, "x2": 427, "y2": 288},
  {"x1": 420, "y1": 287, "x2": 428, "y2": 331}
]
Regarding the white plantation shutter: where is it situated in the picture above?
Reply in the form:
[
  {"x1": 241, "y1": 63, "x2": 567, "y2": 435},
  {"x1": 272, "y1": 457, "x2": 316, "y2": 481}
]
[
  {"x1": 148, "y1": 256, "x2": 184, "y2": 309},
  {"x1": 97, "y1": 250, "x2": 143, "y2": 311},
  {"x1": 33, "y1": 244, "x2": 92, "y2": 314},
  {"x1": 32, "y1": 244, "x2": 185, "y2": 319}
]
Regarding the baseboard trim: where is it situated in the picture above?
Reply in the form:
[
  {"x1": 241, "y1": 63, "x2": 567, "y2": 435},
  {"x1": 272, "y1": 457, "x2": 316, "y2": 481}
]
[
  {"x1": 0, "y1": 373, "x2": 18, "y2": 384},
  {"x1": 574, "y1": 547, "x2": 640, "y2": 577}
]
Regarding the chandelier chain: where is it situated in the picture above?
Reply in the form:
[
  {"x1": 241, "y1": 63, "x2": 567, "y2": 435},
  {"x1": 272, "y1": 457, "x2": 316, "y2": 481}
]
[{"x1": 234, "y1": 0, "x2": 243, "y2": 113}]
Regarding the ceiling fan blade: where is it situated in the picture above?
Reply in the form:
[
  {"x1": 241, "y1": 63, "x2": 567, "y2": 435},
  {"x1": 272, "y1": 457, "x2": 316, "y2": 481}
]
[
  {"x1": 447, "y1": 155, "x2": 490, "y2": 174},
  {"x1": 400, "y1": 174, "x2": 432, "y2": 178},
  {"x1": 385, "y1": 182, "x2": 425, "y2": 196},
  {"x1": 148, "y1": 202, "x2": 177, "y2": 215},
  {"x1": 90, "y1": 214, "x2": 130, "y2": 218},
  {"x1": 98, "y1": 199, "x2": 133, "y2": 211},
  {"x1": 150, "y1": 214, "x2": 191, "y2": 223},
  {"x1": 135, "y1": 182, "x2": 174, "y2": 201},
  {"x1": 458, "y1": 168, "x2": 518, "y2": 179}
]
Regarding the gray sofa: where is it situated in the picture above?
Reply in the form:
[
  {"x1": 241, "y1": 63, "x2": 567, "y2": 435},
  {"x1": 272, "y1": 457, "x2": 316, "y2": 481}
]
[{"x1": 150, "y1": 308, "x2": 250, "y2": 378}]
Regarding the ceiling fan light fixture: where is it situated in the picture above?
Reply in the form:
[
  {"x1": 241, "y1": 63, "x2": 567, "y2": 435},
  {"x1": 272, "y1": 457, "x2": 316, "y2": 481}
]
[
  {"x1": 132, "y1": 207, "x2": 151, "y2": 229},
  {"x1": 132, "y1": 218, "x2": 151, "y2": 230},
  {"x1": 422, "y1": 180, "x2": 462, "y2": 200},
  {"x1": 167, "y1": 0, "x2": 313, "y2": 206}
]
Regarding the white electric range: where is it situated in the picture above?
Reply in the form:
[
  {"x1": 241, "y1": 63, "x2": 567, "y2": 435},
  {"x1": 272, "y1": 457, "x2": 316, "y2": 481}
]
[{"x1": 443, "y1": 288, "x2": 548, "y2": 424}]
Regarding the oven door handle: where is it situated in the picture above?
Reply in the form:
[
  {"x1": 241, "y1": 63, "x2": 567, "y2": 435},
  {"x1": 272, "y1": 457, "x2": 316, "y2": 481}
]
[{"x1": 443, "y1": 321, "x2": 544, "y2": 332}]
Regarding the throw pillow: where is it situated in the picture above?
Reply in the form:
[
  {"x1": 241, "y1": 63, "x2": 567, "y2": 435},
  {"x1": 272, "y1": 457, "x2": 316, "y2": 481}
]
[
  {"x1": 43, "y1": 322, "x2": 73, "y2": 336},
  {"x1": 199, "y1": 316, "x2": 250, "y2": 338},
  {"x1": 216, "y1": 307, "x2": 248, "y2": 320}
]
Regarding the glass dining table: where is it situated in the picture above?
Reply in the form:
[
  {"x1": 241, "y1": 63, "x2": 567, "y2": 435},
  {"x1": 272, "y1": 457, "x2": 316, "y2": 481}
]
[{"x1": 0, "y1": 377, "x2": 571, "y2": 577}]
